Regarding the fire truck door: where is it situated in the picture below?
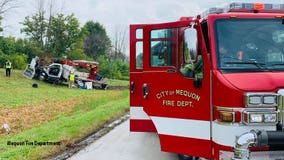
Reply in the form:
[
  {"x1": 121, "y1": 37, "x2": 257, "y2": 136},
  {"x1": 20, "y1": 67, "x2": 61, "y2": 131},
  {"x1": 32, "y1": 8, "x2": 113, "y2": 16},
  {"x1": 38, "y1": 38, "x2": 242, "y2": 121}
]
[
  {"x1": 129, "y1": 25, "x2": 156, "y2": 132},
  {"x1": 142, "y1": 21, "x2": 211, "y2": 158}
]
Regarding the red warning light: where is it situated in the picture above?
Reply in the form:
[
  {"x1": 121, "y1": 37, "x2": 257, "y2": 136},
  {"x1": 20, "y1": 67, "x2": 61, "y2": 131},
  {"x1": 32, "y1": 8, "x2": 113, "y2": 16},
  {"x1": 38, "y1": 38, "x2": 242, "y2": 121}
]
[{"x1": 254, "y1": 3, "x2": 264, "y2": 10}]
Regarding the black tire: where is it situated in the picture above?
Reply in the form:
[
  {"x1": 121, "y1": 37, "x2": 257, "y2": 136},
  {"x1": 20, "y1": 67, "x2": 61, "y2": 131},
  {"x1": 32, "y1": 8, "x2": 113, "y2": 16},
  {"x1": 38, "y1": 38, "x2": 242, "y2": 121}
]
[
  {"x1": 101, "y1": 84, "x2": 108, "y2": 90},
  {"x1": 178, "y1": 155, "x2": 193, "y2": 160},
  {"x1": 178, "y1": 155, "x2": 202, "y2": 160},
  {"x1": 53, "y1": 79, "x2": 62, "y2": 85}
]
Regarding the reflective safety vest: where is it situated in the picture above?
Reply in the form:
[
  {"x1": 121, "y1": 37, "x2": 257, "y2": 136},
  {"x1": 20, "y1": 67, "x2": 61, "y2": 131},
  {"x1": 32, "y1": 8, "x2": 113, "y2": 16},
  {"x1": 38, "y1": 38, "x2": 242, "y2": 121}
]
[
  {"x1": 69, "y1": 73, "x2": 75, "y2": 81},
  {"x1": 5, "y1": 62, "x2": 11, "y2": 69},
  {"x1": 180, "y1": 63, "x2": 194, "y2": 78}
]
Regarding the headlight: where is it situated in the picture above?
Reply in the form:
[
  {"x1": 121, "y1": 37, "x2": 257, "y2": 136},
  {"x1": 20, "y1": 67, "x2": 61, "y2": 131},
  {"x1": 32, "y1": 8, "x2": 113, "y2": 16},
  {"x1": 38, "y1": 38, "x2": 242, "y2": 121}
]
[
  {"x1": 245, "y1": 93, "x2": 279, "y2": 107},
  {"x1": 264, "y1": 113, "x2": 277, "y2": 123},
  {"x1": 263, "y1": 95, "x2": 276, "y2": 105},
  {"x1": 249, "y1": 95, "x2": 262, "y2": 105},
  {"x1": 249, "y1": 114, "x2": 263, "y2": 123},
  {"x1": 243, "y1": 111, "x2": 278, "y2": 125}
]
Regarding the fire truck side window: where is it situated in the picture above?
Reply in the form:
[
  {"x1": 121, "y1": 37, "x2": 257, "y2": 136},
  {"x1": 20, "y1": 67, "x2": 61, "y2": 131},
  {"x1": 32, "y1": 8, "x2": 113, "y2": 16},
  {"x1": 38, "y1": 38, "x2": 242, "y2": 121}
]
[
  {"x1": 136, "y1": 42, "x2": 142, "y2": 69},
  {"x1": 180, "y1": 28, "x2": 203, "y2": 79},
  {"x1": 135, "y1": 29, "x2": 143, "y2": 69},
  {"x1": 136, "y1": 28, "x2": 142, "y2": 39},
  {"x1": 150, "y1": 29, "x2": 177, "y2": 67}
]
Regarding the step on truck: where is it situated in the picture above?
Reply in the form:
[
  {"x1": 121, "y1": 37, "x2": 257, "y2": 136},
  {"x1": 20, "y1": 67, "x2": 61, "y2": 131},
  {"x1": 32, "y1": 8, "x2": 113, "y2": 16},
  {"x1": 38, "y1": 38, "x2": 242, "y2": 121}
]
[{"x1": 129, "y1": 2, "x2": 284, "y2": 160}]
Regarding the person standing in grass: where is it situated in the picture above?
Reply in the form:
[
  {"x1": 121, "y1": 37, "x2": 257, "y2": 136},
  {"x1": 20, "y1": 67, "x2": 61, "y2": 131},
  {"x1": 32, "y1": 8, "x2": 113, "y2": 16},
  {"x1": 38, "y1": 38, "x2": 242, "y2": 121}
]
[
  {"x1": 5, "y1": 60, "x2": 12, "y2": 77},
  {"x1": 69, "y1": 71, "x2": 75, "y2": 88}
]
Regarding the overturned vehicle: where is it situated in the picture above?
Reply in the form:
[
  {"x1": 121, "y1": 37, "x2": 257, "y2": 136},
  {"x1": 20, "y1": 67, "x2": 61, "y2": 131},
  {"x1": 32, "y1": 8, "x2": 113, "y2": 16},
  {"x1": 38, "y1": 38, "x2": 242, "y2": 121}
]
[{"x1": 23, "y1": 56, "x2": 108, "y2": 89}]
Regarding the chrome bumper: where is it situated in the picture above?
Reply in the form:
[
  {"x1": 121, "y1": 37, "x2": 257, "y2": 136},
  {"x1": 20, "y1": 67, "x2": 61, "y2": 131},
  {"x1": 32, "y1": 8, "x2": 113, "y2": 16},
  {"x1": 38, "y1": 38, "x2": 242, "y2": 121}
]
[
  {"x1": 220, "y1": 150, "x2": 284, "y2": 160},
  {"x1": 233, "y1": 130, "x2": 284, "y2": 160}
]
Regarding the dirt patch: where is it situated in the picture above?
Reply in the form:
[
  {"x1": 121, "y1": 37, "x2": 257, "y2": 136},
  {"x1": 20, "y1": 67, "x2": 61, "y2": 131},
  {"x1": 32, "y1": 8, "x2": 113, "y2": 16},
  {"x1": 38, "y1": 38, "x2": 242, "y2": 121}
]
[
  {"x1": 45, "y1": 113, "x2": 129, "y2": 160},
  {"x1": 0, "y1": 98, "x2": 83, "y2": 135},
  {"x1": 0, "y1": 89, "x2": 125, "y2": 135}
]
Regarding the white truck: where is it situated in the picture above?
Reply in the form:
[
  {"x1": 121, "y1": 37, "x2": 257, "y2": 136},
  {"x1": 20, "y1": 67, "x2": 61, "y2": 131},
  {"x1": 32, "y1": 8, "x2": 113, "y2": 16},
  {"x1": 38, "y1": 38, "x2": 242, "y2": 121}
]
[{"x1": 23, "y1": 56, "x2": 108, "y2": 89}]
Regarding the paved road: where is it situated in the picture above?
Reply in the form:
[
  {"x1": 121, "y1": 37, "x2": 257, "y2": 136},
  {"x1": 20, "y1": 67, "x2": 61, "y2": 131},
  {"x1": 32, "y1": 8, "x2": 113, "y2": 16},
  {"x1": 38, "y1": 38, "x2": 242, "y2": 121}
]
[{"x1": 69, "y1": 119, "x2": 178, "y2": 160}]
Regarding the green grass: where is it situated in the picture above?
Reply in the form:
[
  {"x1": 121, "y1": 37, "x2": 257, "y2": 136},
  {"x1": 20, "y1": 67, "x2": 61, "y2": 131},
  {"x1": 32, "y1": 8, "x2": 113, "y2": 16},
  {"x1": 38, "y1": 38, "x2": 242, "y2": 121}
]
[
  {"x1": 108, "y1": 78, "x2": 129, "y2": 86},
  {"x1": 0, "y1": 69, "x2": 129, "y2": 160},
  {"x1": 0, "y1": 70, "x2": 82, "y2": 107},
  {"x1": 0, "y1": 70, "x2": 129, "y2": 108}
]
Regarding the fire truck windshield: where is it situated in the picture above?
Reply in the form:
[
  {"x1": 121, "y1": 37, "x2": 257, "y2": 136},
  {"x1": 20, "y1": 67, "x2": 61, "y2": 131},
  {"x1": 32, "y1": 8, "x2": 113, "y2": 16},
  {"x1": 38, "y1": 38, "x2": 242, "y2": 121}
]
[{"x1": 215, "y1": 18, "x2": 284, "y2": 72}]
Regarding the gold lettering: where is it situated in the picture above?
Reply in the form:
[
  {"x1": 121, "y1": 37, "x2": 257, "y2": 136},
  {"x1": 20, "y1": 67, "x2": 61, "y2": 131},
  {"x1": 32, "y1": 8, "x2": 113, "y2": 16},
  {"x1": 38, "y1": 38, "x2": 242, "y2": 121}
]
[
  {"x1": 177, "y1": 101, "x2": 193, "y2": 107},
  {"x1": 175, "y1": 89, "x2": 200, "y2": 101},
  {"x1": 162, "y1": 100, "x2": 175, "y2": 106},
  {"x1": 156, "y1": 93, "x2": 162, "y2": 99},
  {"x1": 156, "y1": 91, "x2": 172, "y2": 99}
]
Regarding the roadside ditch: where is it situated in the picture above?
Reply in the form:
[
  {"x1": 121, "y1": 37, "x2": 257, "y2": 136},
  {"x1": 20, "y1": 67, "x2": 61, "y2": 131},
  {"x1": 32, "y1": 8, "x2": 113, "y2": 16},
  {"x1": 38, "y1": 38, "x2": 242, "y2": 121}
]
[{"x1": 45, "y1": 113, "x2": 130, "y2": 160}]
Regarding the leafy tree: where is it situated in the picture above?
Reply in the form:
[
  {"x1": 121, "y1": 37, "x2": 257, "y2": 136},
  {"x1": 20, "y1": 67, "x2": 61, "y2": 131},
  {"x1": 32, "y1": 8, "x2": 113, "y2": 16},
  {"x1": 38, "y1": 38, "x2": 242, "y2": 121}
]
[
  {"x1": 97, "y1": 55, "x2": 129, "y2": 80},
  {"x1": 0, "y1": 16, "x2": 3, "y2": 32},
  {"x1": 0, "y1": 52, "x2": 27, "y2": 70},
  {"x1": 0, "y1": 37, "x2": 38, "y2": 69},
  {"x1": 0, "y1": 51, "x2": 7, "y2": 68},
  {"x1": 21, "y1": 39, "x2": 42, "y2": 62},
  {"x1": 116, "y1": 60, "x2": 129, "y2": 78},
  {"x1": 67, "y1": 40, "x2": 90, "y2": 60},
  {"x1": 21, "y1": 12, "x2": 83, "y2": 60},
  {"x1": 111, "y1": 25, "x2": 127, "y2": 61},
  {"x1": 48, "y1": 14, "x2": 83, "y2": 58},
  {"x1": 21, "y1": 12, "x2": 47, "y2": 50},
  {"x1": 83, "y1": 21, "x2": 111, "y2": 60},
  {"x1": 10, "y1": 53, "x2": 27, "y2": 69},
  {"x1": 47, "y1": 14, "x2": 66, "y2": 57},
  {"x1": 0, "y1": 36, "x2": 16, "y2": 54},
  {"x1": 14, "y1": 38, "x2": 25, "y2": 53}
]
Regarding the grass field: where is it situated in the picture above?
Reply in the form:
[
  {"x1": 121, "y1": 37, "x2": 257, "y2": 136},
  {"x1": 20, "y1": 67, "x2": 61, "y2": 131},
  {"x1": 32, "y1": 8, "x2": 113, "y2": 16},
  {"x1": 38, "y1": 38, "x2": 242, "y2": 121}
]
[{"x1": 0, "y1": 69, "x2": 129, "y2": 160}]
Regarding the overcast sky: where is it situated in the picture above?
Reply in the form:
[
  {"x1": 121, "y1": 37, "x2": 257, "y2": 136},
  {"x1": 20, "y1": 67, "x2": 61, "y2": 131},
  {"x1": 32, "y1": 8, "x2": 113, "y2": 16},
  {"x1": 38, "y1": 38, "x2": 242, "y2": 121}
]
[{"x1": 2, "y1": 0, "x2": 284, "y2": 41}]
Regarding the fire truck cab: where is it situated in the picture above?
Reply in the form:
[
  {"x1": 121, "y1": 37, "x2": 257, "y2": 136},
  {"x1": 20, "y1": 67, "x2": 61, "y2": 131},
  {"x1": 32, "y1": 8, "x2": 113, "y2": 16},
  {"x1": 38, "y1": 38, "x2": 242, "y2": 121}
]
[{"x1": 130, "y1": 2, "x2": 284, "y2": 160}]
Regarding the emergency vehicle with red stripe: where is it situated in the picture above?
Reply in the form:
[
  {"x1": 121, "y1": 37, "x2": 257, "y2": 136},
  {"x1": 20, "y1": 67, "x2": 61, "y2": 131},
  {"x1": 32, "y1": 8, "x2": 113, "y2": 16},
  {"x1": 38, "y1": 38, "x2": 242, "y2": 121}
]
[{"x1": 130, "y1": 2, "x2": 284, "y2": 160}]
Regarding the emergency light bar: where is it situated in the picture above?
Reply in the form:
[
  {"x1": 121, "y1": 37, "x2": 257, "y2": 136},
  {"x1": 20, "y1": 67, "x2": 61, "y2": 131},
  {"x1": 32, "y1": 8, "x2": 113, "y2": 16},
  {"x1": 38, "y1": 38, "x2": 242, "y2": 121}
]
[
  {"x1": 201, "y1": 2, "x2": 284, "y2": 18},
  {"x1": 230, "y1": 3, "x2": 284, "y2": 12}
]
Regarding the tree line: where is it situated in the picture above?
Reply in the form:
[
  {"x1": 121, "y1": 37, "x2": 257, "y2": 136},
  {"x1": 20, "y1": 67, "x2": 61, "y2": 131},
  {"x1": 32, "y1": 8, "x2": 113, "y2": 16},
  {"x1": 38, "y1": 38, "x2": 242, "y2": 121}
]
[{"x1": 0, "y1": 0, "x2": 128, "y2": 80}]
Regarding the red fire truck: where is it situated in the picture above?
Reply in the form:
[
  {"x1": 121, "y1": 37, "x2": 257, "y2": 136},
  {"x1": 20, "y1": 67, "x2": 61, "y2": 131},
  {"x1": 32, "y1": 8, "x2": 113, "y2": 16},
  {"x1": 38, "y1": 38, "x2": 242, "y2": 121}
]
[{"x1": 130, "y1": 2, "x2": 284, "y2": 160}]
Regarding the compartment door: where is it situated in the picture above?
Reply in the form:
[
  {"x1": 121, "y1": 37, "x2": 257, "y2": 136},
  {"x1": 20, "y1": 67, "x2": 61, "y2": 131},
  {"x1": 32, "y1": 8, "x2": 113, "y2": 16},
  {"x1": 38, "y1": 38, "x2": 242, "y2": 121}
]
[
  {"x1": 129, "y1": 24, "x2": 156, "y2": 132},
  {"x1": 142, "y1": 20, "x2": 211, "y2": 158}
]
